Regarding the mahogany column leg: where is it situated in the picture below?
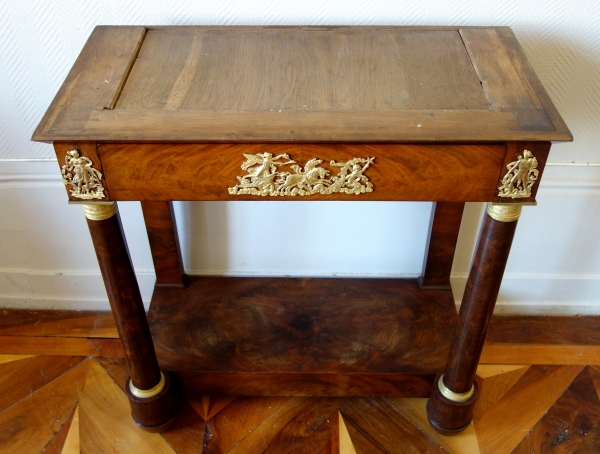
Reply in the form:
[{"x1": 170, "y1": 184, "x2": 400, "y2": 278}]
[
  {"x1": 83, "y1": 203, "x2": 176, "y2": 431},
  {"x1": 427, "y1": 203, "x2": 523, "y2": 435},
  {"x1": 418, "y1": 202, "x2": 465, "y2": 289},
  {"x1": 141, "y1": 201, "x2": 186, "y2": 288}
]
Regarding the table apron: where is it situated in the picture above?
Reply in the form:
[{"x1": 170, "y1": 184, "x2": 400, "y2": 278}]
[{"x1": 96, "y1": 142, "x2": 507, "y2": 202}]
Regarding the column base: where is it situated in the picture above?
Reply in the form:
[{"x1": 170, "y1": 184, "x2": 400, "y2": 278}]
[
  {"x1": 426, "y1": 374, "x2": 478, "y2": 435},
  {"x1": 126, "y1": 372, "x2": 177, "y2": 432}
]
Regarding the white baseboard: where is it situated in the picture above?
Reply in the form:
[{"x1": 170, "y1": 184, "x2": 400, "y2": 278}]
[{"x1": 0, "y1": 270, "x2": 156, "y2": 311}]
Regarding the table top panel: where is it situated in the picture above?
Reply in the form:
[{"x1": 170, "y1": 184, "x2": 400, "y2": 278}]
[{"x1": 32, "y1": 26, "x2": 572, "y2": 143}]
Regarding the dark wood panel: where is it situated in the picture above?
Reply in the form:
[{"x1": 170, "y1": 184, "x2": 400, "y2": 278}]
[
  {"x1": 4, "y1": 309, "x2": 597, "y2": 346},
  {"x1": 99, "y1": 143, "x2": 505, "y2": 201},
  {"x1": 178, "y1": 372, "x2": 434, "y2": 397},
  {"x1": 148, "y1": 277, "x2": 456, "y2": 380},
  {"x1": 141, "y1": 201, "x2": 185, "y2": 287},
  {"x1": 419, "y1": 202, "x2": 465, "y2": 288}
]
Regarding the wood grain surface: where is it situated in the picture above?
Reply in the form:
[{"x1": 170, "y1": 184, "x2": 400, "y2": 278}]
[
  {"x1": 148, "y1": 277, "x2": 456, "y2": 379},
  {"x1": 33, "y1": 26, "x2": 146, "y2": 141},
  {"x1": 32, "y1": 26, "x2": 572, "y2": 143},
  {"x1": 86, "y1": 212, "x2": 162, "y2": 390},
  {"x1": 79, "y1": 361, "x2": 175, "y2": 453},
  {"x1": 513, "y1": 366, "x2": 600, "y2": 453},
  {"x1": 177, "y1": 372, "x2": 435, "y2": 397},
  {"x1": 0, "y1": 308, "x2": 118, "y2": 338},
  {"x1": 420, "y1": 202, "x2": 465, "y2": 288},
  {"x1": 0, "y1": 355, "x2": 84, "y2": 413},
  {"x1": 141, "y1": 201, "x2": 185, "y2": 287},
  {"x1": 489, "y1": 315, "x2": 600, "y2": 345},
  {"x1": 474, "y1": 365, "x2": 582, "y2": 454},
  {"x1": 339, "y1": 397, "x2": 446, "y2": 453},
  {"x1": 0, "y1": 360, "x2": 89, "y2": 453},
  {"x1": 99, "y1": 142, "x2": 506, "y2": 201},
  {"x1": 0, "y1": 321, "x2": 598, "y2": 453}
]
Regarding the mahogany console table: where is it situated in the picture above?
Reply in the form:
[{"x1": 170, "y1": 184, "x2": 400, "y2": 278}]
[{"x1": 33, "y1": 26, "x2": 571, "y2": 434}]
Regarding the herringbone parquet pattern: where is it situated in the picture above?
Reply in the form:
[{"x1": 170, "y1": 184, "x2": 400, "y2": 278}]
[{"x1": 0, "y1": 310, "x2": 599, "y2": 453}]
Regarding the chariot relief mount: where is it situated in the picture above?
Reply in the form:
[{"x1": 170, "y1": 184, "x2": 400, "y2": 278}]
[{"x1": 228, "y1": 152, "x2": 375, "y2": 197}]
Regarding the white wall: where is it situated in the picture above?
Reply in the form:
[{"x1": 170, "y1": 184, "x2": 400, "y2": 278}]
[{"x1": 1, "y1": 0, "x2": 599, "y2": 314}]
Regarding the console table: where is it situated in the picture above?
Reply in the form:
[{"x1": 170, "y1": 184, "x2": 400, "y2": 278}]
[{"x1": 33, "y1": 26, "x2": 571, "y2": 434}]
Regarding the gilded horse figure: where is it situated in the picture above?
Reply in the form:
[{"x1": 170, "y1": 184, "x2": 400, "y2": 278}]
[{"x1": 277, "y1": 158, "x2": 331, "y2": 195}]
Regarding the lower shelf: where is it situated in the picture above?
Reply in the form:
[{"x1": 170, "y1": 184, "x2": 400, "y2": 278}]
[{"x1": 147, "y1": 276, "x2": 457, "y2": 396}]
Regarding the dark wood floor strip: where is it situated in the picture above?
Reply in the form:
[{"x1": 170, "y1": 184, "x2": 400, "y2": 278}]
[
  {"x1": 0, "y1": 309, "x2": 117, "y2": 338},
  {"x1": 489, "y1": 316, "x2": 600, "y2": 345}
]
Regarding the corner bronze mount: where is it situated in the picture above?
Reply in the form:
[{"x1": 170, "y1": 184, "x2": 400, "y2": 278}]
[
  {"x1": 497, "y1": 150, "x2": 539, "y2": 199},
  {"x1": 61, "y1": 147, "x2": 106, "y2": 200}
]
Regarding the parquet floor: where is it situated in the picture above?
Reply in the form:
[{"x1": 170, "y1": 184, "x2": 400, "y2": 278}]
[{"x1": 1, "y1": 310, "x2": 599, "y2": 453}]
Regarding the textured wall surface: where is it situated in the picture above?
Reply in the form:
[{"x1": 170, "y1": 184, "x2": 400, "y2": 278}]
[
  {"x1": 1, "y1": 0, "x2": 600, "y2": 313},
  {"x1": 2, "y1": 0, "x2": 599, "y2": 162}
]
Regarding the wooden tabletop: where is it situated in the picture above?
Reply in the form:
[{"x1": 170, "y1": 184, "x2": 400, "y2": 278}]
[{"x1": 33, "y1": 26, "x2": 572, "y2": 143}]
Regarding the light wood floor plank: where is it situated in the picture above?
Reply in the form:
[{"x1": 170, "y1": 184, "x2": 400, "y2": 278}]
[
  {"x1": 0, "y1": 354, "x2": 32, "y2": 365},
  {"x1": 473, "y1": 366, "x2": 530, "y2": 423},
  {"x1": 0, "y1": 336, "x2": 99, "y2": 356},
  {"x1": 79, "y1": 360, "x2": 175, "y2": 454},
  {"x1": 339, "y1": 411, "x2": 357, "y2": 454},
  {"x1": 226, "y1": 397, "x2": 320, "y2": 453},
  {"x1": 0, "y1": 355, "x2": 85, "y2": 413},
  {"x1": 61, "y1": 406, "x2": 80, "y2": 454},
  {"x1": 387, "y1": 397, "x2": 480, "y2": 454},
  {"x1": 481, "y1": 343, "x2": 600, "y2": 365},
  {"x1": 476, "y1": 364, "x2": 529, "y2": 379},
  {"x1": 474, "y1": 365, "x2": 582, "y2": 454}
]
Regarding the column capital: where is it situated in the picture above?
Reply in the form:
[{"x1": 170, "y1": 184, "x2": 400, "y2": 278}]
[
  {"x1": 82, "y1": 202, "x2": 118, "y2": 221},
  {"x1": 486, "y1": 203, "x2": 522, "y2": 223}
]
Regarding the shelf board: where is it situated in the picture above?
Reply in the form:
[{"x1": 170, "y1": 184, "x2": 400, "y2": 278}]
[{"x1": 148, "y1": 276, "x2": 457, "y2": 396}]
